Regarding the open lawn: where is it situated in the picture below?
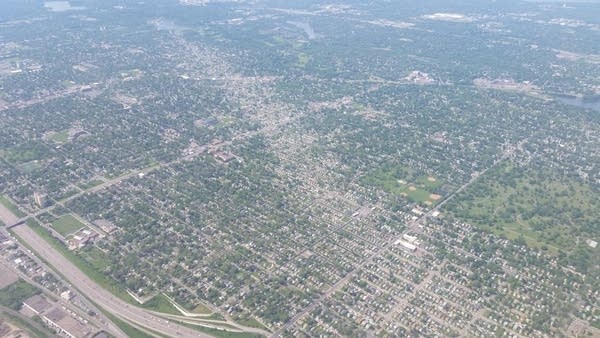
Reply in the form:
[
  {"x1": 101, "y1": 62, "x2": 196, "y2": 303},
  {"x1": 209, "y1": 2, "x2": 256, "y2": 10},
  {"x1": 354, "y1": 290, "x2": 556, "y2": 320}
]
[
  {"x1": 297, "y1": 53, "x2": 311, "y2": 68},
  {"x1": 141, "y1": 293, "x2": 181, "y2": 315},
  {"x1": 417, "y1": 175, "x2": 443, "y2": 189},
  {"x1": 272, "y1": 36, "x2": 305, "y2": 50},
  {"x1": 362, "y1": 165, "x2": 442, "y2": 205},
  {"x1": 191, "y1": 302, "x2": 212, "y2": 314},
  {"x1": 179, "y1": 321, "x2": 263, "y2": 338},
  {"x1": 445, "y1": 162, "x2": 600, "y2": 270},
  {"x1": 16, "y1": 160, "x2": 44, "y2": 174},
  {"x1": 79, "y1": 246, "x2": 110, "y2": 271},
  {"x1": 51, "y1": 214, "x2": 86, "y2": 236},
  {"x1": 0, "y1": 195, "x2": 25, "y2": 218},
  {"x1": 361, "y1": 164, "x2": 409, "y2": 194},
  {"x1": 405, "y1": 187, "x2": 431, "y2": 203},
  {"x1": 1, "y1": 142, "x2": 49, "y2": 165},
  {"x1": 48, "y1": 130, "x2": 69, "y2": 143},
  {"x1": 0, "y1": 280, "x2": 40, "y2": 310},
  {"x1": 235, "y1": 316, "x2": 270, "y2": 332}
]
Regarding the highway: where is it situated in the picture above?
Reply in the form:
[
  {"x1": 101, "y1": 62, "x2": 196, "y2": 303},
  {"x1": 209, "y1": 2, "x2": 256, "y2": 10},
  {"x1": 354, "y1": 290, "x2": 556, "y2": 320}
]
[
  {"x1": 10, "y1": 223, "x2": 212, "y2": 338},
  {"x1": 0, "y1": 203, "x2": 19, "y2": 226},
  {"x1": 0, "y1": 243, "x2": 128, "y2": 337}
]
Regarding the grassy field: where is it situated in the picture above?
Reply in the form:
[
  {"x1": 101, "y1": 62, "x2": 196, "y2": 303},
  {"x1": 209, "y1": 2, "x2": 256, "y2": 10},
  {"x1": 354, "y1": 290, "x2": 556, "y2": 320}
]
[
  {"x1": 416, "y1": 175, "x2": 443, "y2": 189},
  {"x1": 141, "y1": 293, "x2": 181, "y2": 315},
  {"x1": 0, "y1": 195, "x2": 25, "y2": 218},
  {"x1": 272, "y1": 36, "x2": 305, "y2": 50},
  {"x1": 16, "y1": 160, "x2": 44, "y2": 174},
  {"x1": 79, "y1": 246, "x2": 111, "y2": 271},
  {"x1": 0, "y1": 280, "x2": 40, "y2": 310},
  {"x1": 445, "y1": 162, "x2": 600, "y2": 258},
  {"x1": 1, "y1": 142, "x2": 49, "y2": 165},
  {"x1": 404, "y1": 187, "x2": 432, "y2": 203},
  {"x1": 196, "y1": 328, "x2": 263, "y2": 338},
  {"x1": 362, "y1": 164, "x2": 409, "y2": 194},
  {"x1": 191, "y1": 302, "x2": 212, "y2": 314},
  {"x1": 51, "y1": 214, "x2": 86, "y2": 236},
  {"x1": 362, "y1": 165, "x2": 443, "y2": 204},
  {"x1": 47, "y1": 130, "x2": 69, "y2": 143},
  {"x1": 178, "y1": 320, "x2": 264, "y2": 338},
  {"x1": 235, "y1": 316, "x2": 270, "y2": 331},
  {"x1": 297, "y1": 53, "x2": 311, "y2": 67}
]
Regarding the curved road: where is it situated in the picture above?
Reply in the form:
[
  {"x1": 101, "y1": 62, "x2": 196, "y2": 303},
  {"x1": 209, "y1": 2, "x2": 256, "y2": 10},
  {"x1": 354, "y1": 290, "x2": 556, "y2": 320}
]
[{"x1": 11, "y1": 223, "x2": 212, "y2": 338}]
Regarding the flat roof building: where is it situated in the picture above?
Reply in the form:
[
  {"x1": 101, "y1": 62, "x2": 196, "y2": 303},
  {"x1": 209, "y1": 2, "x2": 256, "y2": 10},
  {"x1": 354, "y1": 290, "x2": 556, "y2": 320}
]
[{"x1": 44, "y1": 307, "x2": 91, "y2": 338}]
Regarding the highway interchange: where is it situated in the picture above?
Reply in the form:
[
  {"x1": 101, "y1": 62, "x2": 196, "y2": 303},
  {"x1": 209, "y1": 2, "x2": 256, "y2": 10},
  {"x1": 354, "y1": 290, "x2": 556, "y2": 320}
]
[{"x1": 0, "y1": 206, "x2": 212, "y2": 338}]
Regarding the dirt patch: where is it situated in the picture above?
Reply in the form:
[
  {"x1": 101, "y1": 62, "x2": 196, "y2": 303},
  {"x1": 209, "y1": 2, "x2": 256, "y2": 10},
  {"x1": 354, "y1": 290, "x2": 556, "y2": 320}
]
[{"x1": 429, "y1": 194, "x2": 442, "y2": 200}]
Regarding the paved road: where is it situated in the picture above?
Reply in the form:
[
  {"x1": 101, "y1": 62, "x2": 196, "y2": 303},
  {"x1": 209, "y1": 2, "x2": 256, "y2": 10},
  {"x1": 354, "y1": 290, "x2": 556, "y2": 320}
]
[
  {"x1": 34, "y1": 163, "x2": 162, "y2": 217},
  {"x1": 0, "y1": 228, "x2": 127, "y2": 337},
  {"x1": 0, "y1": 203, "x2": 19, "y2": 226},
  {"x1": 271, "y1": 147, "x2": 518, "y2": 336},
  {"x1": 0, "y1": 256, "x2": 125, "y2": 337},
  {"x1": 11, "y1": 223, "x2": 212, "y2": 338}
]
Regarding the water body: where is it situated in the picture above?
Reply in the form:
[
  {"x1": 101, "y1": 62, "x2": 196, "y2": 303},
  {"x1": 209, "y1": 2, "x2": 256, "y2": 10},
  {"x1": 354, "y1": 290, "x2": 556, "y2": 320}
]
[
  {"x1": 44, "y1": 1, "x2": 85, "y2": 12},
  {"x1": 556, "y1": 95, "x2": 600, "y2": 112}
]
